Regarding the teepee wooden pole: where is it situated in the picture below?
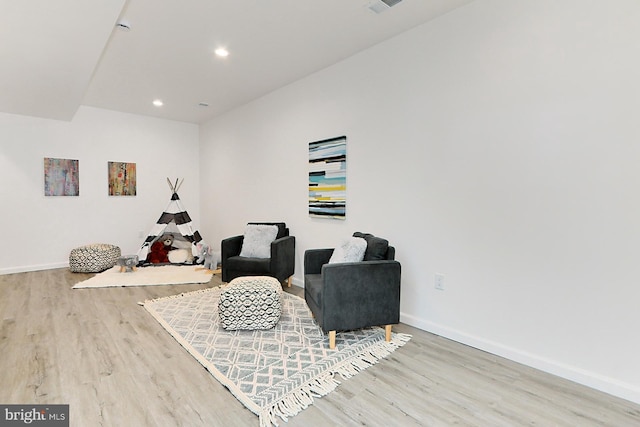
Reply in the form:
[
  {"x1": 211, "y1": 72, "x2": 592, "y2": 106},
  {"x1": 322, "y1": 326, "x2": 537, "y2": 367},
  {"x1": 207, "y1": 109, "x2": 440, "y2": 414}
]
[{"x1": 166, "y1": 178, "x2": 185, "y2": 194}]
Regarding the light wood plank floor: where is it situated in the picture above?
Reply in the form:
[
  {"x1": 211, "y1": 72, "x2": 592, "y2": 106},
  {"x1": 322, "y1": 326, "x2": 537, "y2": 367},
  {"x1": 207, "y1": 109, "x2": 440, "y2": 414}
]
[{"x1": 1, "y1": 268, "x2": 639, "y2": 426}]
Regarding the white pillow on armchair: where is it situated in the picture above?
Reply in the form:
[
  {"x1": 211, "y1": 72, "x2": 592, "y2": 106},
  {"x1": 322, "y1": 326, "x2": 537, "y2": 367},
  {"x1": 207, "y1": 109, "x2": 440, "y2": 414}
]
[
  {"x1": 329, "y1": 236, "x2": 367, "y2": 263},
  {"x1": 239, "y1": 224, "x2": 279, "y2": 258}
]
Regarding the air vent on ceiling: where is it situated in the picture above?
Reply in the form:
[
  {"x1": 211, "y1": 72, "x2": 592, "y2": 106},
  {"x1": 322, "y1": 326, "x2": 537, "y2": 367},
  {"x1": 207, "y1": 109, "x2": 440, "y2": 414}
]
[
  {"x1": 367, "y1": 0, "x2": 403, "y2": 14},
  {"x1": 115, "y1": 20, "x2": 131, "y2": 31}
]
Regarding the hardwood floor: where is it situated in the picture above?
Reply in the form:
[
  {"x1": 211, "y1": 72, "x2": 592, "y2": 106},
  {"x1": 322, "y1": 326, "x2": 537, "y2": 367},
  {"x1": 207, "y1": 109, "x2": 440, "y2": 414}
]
[{"x1": 1, "y1": 268, "x2": 639, "y2": 426}]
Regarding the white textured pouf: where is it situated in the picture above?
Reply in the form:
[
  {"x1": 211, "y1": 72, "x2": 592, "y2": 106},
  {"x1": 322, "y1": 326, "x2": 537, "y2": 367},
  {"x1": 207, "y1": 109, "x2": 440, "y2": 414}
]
[
  {"x1": 218, "y1": 276, "x2": 283, "y2": 330},
  {"x1": 69, "y1": 243, "x2": 121, "y2": 273}
]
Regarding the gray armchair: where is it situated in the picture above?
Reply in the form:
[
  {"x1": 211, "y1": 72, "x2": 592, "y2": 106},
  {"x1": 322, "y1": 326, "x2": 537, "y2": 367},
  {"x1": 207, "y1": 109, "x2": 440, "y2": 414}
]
[
  {"x1": 221, "y1": 222, "x2": 295, "y2": 286},
  {"x1": 304, "y1": 232, "x2": 401, "y2": 349}
]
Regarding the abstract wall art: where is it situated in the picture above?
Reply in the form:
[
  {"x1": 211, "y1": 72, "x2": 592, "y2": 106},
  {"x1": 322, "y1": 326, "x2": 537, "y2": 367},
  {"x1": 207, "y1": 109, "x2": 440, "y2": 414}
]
[
  {"x1": 44, "y1": 157, "x2": 79, "y2": 196},
  {"x1": 309, "y1": 136, "x2": 346, "y2": 219},
  {"x1": 108, "y1": 161, "x2": 137, "y2": 196}
]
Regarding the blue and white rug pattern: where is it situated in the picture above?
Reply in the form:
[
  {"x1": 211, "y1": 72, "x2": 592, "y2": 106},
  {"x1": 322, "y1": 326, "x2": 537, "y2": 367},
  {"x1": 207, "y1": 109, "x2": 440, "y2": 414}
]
[{"x1": 142, "y1": 286, "x2": 410, "y2": 426}]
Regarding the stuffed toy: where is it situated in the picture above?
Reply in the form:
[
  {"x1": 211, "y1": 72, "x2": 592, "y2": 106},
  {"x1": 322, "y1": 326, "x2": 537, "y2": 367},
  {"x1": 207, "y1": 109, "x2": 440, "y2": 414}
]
[
  {"x1": 168, "y1": 239, "x2": 195, "y2": 264},
  {"x1": 147, "y1": 234, "x2": 175, "y2": 264},
  {"x1": 168, "y1": 248, "x2": 190, "y2": 263},
  {"x1": 194, "y1": 241, "x2": 218, "y2": 272},
  {"x1": 148, "y1": 241, "x2": 168, "y2": 264},
  {"x1": 117, "y1": 255, "x2": 139, "y2": 272},
  {"x1": 160, "y1": 234, "x2": 175, "y2": 248}
]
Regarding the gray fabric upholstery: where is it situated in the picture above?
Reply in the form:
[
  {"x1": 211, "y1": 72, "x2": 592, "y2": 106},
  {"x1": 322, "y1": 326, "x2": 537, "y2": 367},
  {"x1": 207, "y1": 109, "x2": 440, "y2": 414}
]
[
  {"x1": 352, "y1": 232, "x2": 389, "y2": 261},
  {"x1": 221, "y1": 222, "x2": 295, "y2": 283},
  {"x1": 304, "y1": 234, "x2": 401, "y2": 334}
]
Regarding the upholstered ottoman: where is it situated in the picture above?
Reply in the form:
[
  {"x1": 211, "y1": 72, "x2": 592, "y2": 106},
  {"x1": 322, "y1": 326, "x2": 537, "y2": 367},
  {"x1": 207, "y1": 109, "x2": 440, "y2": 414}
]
[
  {"x1": 69, "y1": 243, "x2": 121, "y2": 273},
  {"x1": 218, "y1": 276, "x2": 283, "y2": 330}
]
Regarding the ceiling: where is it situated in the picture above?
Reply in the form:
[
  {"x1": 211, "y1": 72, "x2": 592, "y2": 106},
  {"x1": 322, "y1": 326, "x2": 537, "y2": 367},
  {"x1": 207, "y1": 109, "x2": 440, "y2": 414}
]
[{"x1": 0, "y1": 0, "x2": 474, "y2": 124}]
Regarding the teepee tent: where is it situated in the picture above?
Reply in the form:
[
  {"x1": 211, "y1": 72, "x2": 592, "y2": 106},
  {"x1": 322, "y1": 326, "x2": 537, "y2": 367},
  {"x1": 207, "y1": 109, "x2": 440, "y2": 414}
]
[{"x1": 137, "y1": 178, "x2": 202, "y2": 263}]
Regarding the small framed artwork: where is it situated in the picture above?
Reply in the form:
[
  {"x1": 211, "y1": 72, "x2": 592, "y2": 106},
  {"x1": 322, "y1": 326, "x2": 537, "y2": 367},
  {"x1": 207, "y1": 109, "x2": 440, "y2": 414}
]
[
  {"x1": 309, "y1": 136, "x2": 346, "y2": 219},
  {"x1": 108, "y1": 161, "x2": 136, "y2": 196},
  {"x1": 44, "y1": 157, "x2": 79, "y2": 196}
]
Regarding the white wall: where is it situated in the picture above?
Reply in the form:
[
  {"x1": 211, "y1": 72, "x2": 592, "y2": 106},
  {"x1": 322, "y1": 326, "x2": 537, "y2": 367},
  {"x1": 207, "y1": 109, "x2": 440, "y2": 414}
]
[
  {"x1": 0, "y1": 106, "x2": 199, "y2": 274},
  {"x1": 199, "y1": 0, "x2": 640, "y2": 404}
]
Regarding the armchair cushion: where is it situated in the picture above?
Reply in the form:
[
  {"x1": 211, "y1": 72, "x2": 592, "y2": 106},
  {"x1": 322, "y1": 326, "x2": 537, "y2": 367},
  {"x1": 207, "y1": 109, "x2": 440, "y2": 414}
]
[
  {"x1": 224, "y1": 256, "x2": 271, "y2": 275},
  {"x1": 353, "y1": 232, "x2": 389, "y2": 261},
  {"x1": 239, "y1": 224, "x2": 278, "y2": 258},
  {"x1": 328, "y1": 236, "x2": 367, "y2": 264},
  {"x1": 304, "y1": 273, "x2": 324, "y2": 307}
]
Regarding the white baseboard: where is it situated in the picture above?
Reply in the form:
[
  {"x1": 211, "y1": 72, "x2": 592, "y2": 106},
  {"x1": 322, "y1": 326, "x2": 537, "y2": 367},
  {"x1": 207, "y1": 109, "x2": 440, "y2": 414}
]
[
  {"x1": 0, "y1": 262, "x2": 68, "y2": 276},
  {"x1": 400, "y1": 312, "x2": 640, "y2": 405}
]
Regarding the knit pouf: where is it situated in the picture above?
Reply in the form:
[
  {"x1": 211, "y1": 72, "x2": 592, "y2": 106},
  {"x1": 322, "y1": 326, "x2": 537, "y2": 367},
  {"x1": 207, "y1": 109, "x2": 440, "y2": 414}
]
[
  {"x1": 69, "y1": 243, "x2": 121, "y2": 273},
  {"x1": 218, "y1": 276, "x2": 283, "y2": 330}
]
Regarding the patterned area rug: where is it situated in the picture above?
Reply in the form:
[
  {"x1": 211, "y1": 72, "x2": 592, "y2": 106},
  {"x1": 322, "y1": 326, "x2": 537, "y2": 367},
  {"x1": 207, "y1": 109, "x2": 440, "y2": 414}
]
[
  {"x1": 142, "y1": 286, "x2": 411, "y2": 426},
  {"x1": 72, "y1": 265, "x2": 213, "y2": 288}
]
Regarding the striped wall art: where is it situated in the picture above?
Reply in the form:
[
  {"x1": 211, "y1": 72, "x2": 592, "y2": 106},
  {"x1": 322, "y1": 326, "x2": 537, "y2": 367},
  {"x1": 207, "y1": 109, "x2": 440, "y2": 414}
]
[{"x1": 309, "y1": 136, "x2": 346, "y2": 219}]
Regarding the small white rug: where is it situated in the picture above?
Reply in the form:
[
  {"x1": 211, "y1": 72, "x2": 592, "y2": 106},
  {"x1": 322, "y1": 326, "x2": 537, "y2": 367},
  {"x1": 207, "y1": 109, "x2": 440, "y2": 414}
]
[{"x1": 72, "y1": 265, "x2": 213, "y2": 289}]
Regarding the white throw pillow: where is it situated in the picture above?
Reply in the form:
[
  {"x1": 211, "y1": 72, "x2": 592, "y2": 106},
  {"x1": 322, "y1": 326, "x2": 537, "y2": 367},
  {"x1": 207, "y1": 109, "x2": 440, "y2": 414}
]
[
  {"x1": 239, "y1": 224, "x2": 279, "y2": 258},
  {"x1": 168, "y1": 249, "x2": 189, "y2": 263},
  {"x1": 329, "y1": 237, "x2": 367, "y2": 264}
]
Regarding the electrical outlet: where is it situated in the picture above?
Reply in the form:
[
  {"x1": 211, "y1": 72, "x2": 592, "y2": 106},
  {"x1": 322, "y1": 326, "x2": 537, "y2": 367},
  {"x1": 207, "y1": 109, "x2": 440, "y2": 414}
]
[{"x1": 435, "y1": 273, "x2": 445, "y2": 291}]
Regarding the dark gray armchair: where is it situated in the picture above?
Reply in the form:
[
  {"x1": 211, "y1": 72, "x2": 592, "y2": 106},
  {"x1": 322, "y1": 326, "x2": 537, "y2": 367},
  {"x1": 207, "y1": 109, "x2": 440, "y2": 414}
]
[
  {"x1": 221, "y1": 222, "x2": 296, "y2": 286},
  {"x1": 304, "y1": 232, "x2": 401, "y2": 349}
]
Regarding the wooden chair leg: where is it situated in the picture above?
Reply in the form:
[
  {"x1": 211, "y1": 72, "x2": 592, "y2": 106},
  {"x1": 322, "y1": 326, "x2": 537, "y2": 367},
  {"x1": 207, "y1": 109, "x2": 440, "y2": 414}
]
[
  {"x1": 385, "y1": 325, "x2": 392, "y2": 342},
  {"x1": 329, "y1": 331, "x2": 336, "y2": 349},
  {"x1": 287, "y1": 276, "x2": 292, "y2": 287}
]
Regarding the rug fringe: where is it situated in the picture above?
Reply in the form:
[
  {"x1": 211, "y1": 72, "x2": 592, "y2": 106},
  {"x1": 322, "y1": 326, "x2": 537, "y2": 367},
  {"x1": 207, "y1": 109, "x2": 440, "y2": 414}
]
[
  {"x1": 258, "y1": 332, "x2": 411, "y2": 427},
  {"x1": 138, "y1": 285, "x2": 223, "y2": 306}
]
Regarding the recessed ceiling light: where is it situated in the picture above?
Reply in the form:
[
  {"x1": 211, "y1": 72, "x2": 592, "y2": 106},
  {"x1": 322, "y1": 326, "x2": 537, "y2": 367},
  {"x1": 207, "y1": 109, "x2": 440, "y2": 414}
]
[
  {"x1": 153, "y1": 99, "x2": 163, "y2": 107},
  {"x1": 214, "y1": 48, "x2": 229, "y2": 57}
]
